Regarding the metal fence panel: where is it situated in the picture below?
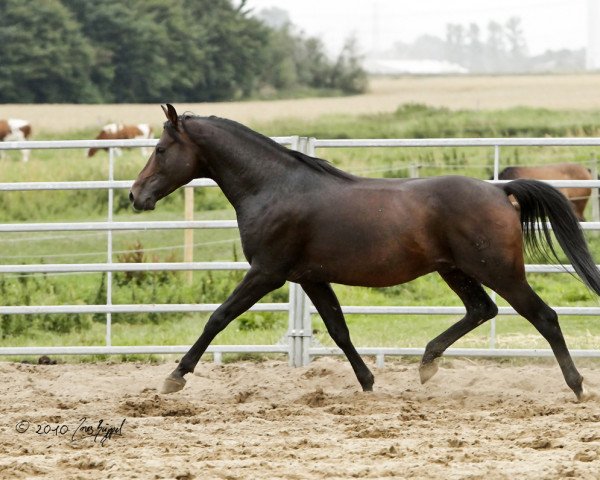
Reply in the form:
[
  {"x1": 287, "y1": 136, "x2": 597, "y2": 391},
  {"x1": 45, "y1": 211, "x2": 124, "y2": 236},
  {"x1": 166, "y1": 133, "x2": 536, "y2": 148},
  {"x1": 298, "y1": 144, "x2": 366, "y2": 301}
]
[{"x1": 1, "y1": 137, "x2": 600, "y2": 363}]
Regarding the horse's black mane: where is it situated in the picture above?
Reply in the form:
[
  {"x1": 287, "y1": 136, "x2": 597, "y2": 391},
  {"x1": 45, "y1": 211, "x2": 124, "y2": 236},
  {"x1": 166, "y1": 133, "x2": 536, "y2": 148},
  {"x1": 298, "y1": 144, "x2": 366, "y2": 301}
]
[{"x1": 180, "y1": 114, "x2": 356, "y2": 181}]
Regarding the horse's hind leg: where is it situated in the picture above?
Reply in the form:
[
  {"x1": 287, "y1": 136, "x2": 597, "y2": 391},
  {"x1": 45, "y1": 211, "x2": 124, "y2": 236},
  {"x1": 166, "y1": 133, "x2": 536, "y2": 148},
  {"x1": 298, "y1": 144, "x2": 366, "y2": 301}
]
[
  {"x1": 420, "y1": 269, "x2": 498, "y2": 383},
  {"x1": 497, "y1": 280, "x2": 589, "y2": 401},
  {"x1": 301, "y1": 282, "x2": 374, "y2": 391}
]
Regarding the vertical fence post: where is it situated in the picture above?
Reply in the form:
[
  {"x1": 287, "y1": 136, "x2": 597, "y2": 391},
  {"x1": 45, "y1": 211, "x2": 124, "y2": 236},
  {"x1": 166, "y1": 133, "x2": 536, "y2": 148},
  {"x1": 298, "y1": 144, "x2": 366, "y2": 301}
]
[
  {"x1": 288, "y1": 282, "x2": 308, "y2": 367},
  {"x1": 591, "y1": 159, "x2": 599, "y2": 223},
  {"x1": 489, "y1": 144, "x2": 501, "y2": 349},
  {"x1": 286, "y1": 280, "x2": 312, "y2": 367},
  {"x1": 287, "y1": 136, "x2": 312, "y2": 367},
  {"x1": 106, "y1": 148, "x2": 114, "y2": 347},
  {"x1": 184, "y1": 186, "x2": 194, "y2": 284},
  {"x1": 301, "y1": 138, "x2": 318, "y2": 366},
  {"x1": 408, "y1": 164, "x2": 420, "y2": 178},
  {"x1": 489, "y1": 292, "x2": 497, "y2": 349},
  {"x1": 301, "y1": 286, "x2": 312, "y2": 366},
  {"x1": 493, "y1": 144, "x2": 500, "y2": 181}
]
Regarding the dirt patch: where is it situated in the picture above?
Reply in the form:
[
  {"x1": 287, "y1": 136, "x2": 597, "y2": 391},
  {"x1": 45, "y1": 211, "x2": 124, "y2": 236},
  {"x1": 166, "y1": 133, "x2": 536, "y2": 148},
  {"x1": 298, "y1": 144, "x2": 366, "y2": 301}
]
[{"x1": 1, "y1": 357, "x2": 599, "y2": 479}]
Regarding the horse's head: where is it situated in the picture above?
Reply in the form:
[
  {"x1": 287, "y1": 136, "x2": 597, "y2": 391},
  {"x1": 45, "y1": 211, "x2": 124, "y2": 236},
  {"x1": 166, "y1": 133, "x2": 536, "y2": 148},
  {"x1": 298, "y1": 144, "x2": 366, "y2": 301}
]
[{"x1": 129, "y1": 104, "x2": 204, "y2": 211}]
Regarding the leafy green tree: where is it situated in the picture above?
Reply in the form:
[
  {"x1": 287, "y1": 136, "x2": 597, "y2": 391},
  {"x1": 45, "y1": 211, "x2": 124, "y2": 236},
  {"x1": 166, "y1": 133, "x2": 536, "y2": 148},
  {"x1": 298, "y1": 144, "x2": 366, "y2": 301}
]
[
  {"x1": 63, "y1": 0, "x2": 178, "y2": 102},
  {"x1": 260, "y1": 25, "x2": 368, "y2": 95},
  {"x1": 182, "y1": 0, "x2": 271, "y2": 100},
  {"x1": 1, "y1": 0, "x2": 367, "y2": 103},
  {"x1": 330, "y1": 37, "x2": 367, "y2": 94},
  {"x1": 258, "y1": 26, "x2": 299, "y2": 92},
  {"x1": 63, "y1": 0, "x2": 272, "y2": 102},
  {"x1": 0, "y1": 0, "x2": 99, "y2": 102}
]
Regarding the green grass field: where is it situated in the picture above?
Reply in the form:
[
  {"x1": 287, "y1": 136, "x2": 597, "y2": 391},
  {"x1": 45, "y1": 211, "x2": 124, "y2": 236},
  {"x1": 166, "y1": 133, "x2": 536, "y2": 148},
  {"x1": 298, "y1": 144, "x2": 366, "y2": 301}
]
[{"x1": 1, "y1": 104, "x2": 600, "y2": 361}]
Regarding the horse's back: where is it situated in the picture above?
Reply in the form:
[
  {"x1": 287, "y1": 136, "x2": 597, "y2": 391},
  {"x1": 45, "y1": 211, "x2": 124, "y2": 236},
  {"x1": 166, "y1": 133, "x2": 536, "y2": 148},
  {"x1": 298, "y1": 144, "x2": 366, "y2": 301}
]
[
  {"x1": 499, "y1": 163, "x2": 591, "y2": 181},
  {"x1": 313, "y1": 175, "x2": 513, "y2": 230},
  {"x1": 382, "y1": 175, "x2": 510, "y2": 208}
]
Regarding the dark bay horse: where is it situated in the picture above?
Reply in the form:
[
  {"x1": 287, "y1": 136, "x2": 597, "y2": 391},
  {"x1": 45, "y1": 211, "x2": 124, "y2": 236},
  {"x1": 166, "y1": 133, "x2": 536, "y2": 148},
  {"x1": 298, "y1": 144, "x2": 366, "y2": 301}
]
[
  {"x1": 498, "y1": 163, "x2": 593, "y2": 221},
  {"x1": 130, "y1": 104, "x2": 600, "y2": 401}
]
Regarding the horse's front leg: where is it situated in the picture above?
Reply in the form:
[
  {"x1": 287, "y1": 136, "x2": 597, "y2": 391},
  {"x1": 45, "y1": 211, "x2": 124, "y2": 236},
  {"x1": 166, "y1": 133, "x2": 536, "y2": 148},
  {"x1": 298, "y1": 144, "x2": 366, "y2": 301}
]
[{"x1": 162, "y1": 268, "x2": 284, "y2": 394}]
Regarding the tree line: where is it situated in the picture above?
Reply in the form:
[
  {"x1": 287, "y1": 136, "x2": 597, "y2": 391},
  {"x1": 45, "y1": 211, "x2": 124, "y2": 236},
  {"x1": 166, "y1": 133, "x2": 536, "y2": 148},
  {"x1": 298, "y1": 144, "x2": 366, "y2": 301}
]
[
  {"x1": 0, "y1": 0, "x2": 367, "y2": 103},
  {"x1": 391, "y1": 17, "x2": 584, "y2": 73}
]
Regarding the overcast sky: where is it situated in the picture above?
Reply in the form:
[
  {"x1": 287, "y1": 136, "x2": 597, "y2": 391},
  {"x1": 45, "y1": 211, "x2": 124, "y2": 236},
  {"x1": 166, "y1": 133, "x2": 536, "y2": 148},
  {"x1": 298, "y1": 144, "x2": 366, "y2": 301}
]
[{"x1": 247, "y1": 0, "x2": 588, "y2": 56}]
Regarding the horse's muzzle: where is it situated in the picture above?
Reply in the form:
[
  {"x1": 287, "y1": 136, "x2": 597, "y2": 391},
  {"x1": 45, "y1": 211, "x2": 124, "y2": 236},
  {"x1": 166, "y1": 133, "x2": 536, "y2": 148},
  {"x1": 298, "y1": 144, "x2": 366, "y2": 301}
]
[{"x1": 129, "y1": 190, "x2": 155, "y2": 211}]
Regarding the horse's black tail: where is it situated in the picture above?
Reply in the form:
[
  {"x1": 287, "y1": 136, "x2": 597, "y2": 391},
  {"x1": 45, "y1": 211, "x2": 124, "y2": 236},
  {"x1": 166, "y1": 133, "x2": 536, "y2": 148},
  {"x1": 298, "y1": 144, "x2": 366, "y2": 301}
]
[{"x1": 501, "y1": 179, "x2": 600, "y2": 295}]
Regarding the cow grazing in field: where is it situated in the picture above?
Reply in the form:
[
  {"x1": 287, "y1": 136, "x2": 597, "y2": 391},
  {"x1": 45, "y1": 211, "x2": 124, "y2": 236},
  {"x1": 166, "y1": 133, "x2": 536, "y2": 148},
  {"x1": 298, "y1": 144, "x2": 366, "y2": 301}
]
[
  {"x1": 498, "y1": 163, "x2": 593, "y2": 221},
  {"x1": 0, "y1": 119, "x2": 32, "y2": 162},
  {"x1": 87, "y1": 123, "x2": 153, "y2": 158}
]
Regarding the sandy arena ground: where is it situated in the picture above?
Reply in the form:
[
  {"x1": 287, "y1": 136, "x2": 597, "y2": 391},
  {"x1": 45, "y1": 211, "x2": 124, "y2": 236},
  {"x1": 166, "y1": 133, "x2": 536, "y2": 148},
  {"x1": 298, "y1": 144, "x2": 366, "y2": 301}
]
[
  {"x1": 1, "y1": 357, "x2": 599, "y2": 479},
  {"x1": 3, "y1": 75, "x2": 600, "y2": 133}
]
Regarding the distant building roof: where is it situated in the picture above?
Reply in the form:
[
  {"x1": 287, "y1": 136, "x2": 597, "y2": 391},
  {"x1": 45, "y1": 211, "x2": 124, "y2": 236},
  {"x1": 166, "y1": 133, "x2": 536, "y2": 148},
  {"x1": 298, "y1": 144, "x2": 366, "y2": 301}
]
[{"x1": 363, "y1": 58, "x2": 468, "y2": 75}]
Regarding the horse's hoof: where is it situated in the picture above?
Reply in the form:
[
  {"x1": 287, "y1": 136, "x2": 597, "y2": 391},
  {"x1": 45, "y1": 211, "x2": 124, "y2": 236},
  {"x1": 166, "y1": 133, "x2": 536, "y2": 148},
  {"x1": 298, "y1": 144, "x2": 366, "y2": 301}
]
[
  {"x1": 161, "y1": 375, "x2": 186, "y2": 394},
  {"x1": 360, "y1": 373, "x2": 375, "y2": 392},
  {"x1": 419, "y1": 359, "x2": 439, "y2": 384},
  {"x1": 576, "y1": 383, "x2": 597, "y2": 402}
]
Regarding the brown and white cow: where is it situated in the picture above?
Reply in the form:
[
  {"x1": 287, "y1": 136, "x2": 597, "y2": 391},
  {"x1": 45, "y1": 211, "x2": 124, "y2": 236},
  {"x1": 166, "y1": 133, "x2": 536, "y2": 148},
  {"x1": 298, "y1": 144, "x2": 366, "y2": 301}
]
[
  {"x1": 0, "y1": 119, "x2": 32, "y2": 162},
  {"x1": 87, "y1": 123, "x2": 153, "y2": 157}
]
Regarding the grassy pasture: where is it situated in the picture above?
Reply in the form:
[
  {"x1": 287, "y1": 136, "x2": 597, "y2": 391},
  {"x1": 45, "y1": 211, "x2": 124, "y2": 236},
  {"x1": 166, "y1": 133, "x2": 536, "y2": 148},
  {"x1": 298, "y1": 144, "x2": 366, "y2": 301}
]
[{"x1": 1, "y1": 100, "x2": 600, "y2": 360}]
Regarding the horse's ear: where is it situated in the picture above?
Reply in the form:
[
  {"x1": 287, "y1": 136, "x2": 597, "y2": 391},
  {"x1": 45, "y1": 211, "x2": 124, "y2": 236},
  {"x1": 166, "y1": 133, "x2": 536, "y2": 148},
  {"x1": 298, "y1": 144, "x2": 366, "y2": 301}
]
[{"x1": 161, "y1": 104, "x2": 179, "y2": 129}]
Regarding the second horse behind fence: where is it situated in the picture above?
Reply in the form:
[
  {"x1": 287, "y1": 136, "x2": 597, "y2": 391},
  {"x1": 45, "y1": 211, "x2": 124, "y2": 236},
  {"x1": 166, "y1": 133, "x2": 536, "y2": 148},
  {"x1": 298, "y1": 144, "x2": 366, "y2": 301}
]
[{"x1": 498, "y1": 163, "x2": 593, "y2": 221}]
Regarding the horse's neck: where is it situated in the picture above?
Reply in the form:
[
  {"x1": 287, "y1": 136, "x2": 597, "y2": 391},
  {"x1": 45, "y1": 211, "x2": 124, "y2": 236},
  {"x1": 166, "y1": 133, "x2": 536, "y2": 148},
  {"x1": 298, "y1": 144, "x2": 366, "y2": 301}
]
[{"x1": 204, "y1": 136, "x2": 305, "y2": 211}]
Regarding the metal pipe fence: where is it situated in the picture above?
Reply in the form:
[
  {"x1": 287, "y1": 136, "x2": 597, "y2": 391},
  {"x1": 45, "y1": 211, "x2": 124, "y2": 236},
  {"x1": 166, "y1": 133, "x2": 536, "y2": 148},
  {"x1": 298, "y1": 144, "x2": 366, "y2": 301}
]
[{"x1": 1, "y1": 137, "x2": 600, "y2": 365}]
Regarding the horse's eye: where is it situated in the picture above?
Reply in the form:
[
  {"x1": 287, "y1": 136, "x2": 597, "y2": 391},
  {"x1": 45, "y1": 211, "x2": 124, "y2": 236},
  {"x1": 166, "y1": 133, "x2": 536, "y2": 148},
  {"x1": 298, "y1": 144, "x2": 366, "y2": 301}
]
[{"x1": 156, "y1": 146, "x2": 166, "y2": 154}]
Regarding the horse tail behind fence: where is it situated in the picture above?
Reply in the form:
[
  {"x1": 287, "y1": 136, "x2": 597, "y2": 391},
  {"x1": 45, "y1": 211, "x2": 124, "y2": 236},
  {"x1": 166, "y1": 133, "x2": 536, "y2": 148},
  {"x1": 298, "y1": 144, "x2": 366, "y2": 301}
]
[{"x1": 501, "y1": 179, "x2": 600, "y2": 295}]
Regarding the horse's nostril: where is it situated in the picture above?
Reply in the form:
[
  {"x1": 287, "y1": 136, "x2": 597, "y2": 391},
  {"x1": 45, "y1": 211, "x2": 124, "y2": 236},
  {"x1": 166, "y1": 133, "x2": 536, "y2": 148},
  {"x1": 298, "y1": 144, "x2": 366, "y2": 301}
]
[{"x1": 129, "y1": 191, "x2": 134, "y2": 203}]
